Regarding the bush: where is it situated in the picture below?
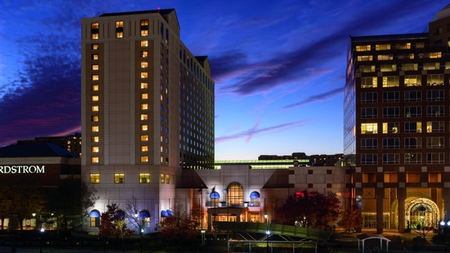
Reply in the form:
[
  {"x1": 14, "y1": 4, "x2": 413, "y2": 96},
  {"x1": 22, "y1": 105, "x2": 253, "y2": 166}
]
[{"x1": 411, "y1": 236, "x2": 428, "y2": 248}]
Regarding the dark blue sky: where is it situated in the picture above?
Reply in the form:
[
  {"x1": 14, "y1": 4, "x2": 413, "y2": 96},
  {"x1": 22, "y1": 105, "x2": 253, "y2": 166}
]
[{"x1": 0, "y1": 0, "x2": 445, "y2": 159}]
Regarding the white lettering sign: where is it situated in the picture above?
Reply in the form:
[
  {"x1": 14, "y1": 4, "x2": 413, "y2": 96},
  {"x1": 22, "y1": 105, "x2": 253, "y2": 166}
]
[{"x1": 0, "y1": 165, "x2": 46, "y2": 174}]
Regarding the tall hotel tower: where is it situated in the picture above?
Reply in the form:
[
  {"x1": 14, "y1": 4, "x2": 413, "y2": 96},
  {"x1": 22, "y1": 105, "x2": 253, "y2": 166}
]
[
  {"x1": 81, "y1": 9, "x2": 214, "y2": 231},
  {"x1": 345, "y1": 5, "x2": 450, "y2": 233}
]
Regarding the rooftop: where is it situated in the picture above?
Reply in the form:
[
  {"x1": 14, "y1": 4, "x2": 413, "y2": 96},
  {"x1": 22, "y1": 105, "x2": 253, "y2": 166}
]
[
  {"x1": 100, "y1": 9, "x2": 175, "y2": 17},
  {"x1": 351, "y1": 33, "x2": 428, "y2": 42},
  {"x1": 0, "y1": 142, "x2": 78, "y2": 158}
]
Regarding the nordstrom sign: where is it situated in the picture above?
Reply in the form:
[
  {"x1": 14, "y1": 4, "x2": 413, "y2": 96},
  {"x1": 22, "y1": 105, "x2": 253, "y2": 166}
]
[{"x1": 0, "y1": 165, "x2": 46, "y2": 174}]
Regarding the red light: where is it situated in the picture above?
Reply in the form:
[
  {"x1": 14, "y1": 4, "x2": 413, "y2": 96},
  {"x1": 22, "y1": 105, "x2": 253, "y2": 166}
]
[
  {"x1": 157, "y1": 7, "x2": 161, "y2": 10},
  {"x1": 295, "y1": 192, "x2": 304, "y2": 198},
  {"x1": 345, "y1": 192, "x2": 351, "y2": 198}
]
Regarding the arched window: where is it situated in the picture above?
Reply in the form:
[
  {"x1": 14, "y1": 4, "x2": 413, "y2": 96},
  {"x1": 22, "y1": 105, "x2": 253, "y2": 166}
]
[
  {"x1": 227, "y1": 182, "x2": 243, "y2": 207},
  {"x1": 89, "y1": 210, "x2": 100, "y2": 227},
  {"x1": 210, "y1": 191, "x2": 220, "y2": 207},
  {"x1": 249, "y1": 191, "x2": 260, "y2": 207},
  {"x1": 139, "y1": 210, "x2": 151, "y2": 228}
]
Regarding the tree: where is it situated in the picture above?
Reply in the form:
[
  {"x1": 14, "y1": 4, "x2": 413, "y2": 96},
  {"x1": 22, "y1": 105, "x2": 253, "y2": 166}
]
[
  {"x1": 160, "y1": 216, "x2": 199, "y2": 242},
  {"x1": 338, "y1": 205, "x2": 362, "y2": 232},
  {"x1": 98, "y1": 204, "x2": 133, "y2": 238},
  {"x1": 276, "y1": 191, "x2": 340, "y2": 230},
  {"x1": 124, "y1": 197, "x2": 144, "y2": 236}
]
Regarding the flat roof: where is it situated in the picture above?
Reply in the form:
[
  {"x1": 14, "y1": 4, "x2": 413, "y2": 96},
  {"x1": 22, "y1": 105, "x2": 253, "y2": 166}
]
[
  {"x1": 215, "y1": 159, "x2": 310, "y2": 165},
  {"x1": 351, "y1": 33, "x2": 428, "y2": 42},
  {"x1": 100, "y1": 9, "x2": 175, "y2": 17}
]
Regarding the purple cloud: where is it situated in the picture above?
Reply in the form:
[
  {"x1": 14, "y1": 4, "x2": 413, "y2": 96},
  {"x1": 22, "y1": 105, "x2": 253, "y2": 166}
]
[{"x1": 282, "y1": 87, "x2": 344, "y2": 109}]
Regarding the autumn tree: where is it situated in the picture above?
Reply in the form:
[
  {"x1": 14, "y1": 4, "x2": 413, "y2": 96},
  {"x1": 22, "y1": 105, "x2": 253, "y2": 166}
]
[
  {"x1": 276, "y1": 191, "x2": 340, "y2": 230},
  {"x1": 160, "y1": 216, "x2": 199, "y2": 242},
  {"x1": 338, "y1": 205, "x2": 362, "y2": 232},
  {"x1": 98, "y1": 203, "x2": 133, "y2": 238}
]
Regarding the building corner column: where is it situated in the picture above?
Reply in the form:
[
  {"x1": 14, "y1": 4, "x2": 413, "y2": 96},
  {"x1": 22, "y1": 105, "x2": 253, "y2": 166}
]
[
  {"x1": 376, "y1": 188, "x2": 384, "y2": 234},
  {"x1": 398, "y1": 187, "x2": 406, "y2": 232}
]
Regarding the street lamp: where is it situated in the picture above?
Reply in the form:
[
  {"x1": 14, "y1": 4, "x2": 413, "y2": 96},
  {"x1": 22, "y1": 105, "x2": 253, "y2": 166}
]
[
  {"x1": 39, "y1": 227, "x2": 45, "y2": 253},
  {"x1": 265, "y1": 230, "x2": 271, "y2": 253},
  {"x1": 201, "y1": 230, "x2": 206, "y2": 246}
]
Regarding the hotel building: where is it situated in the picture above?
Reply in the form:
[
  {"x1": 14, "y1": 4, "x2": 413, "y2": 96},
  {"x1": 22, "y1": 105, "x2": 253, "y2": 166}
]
[
  {"x1": 81, "y1": 9, "x2": 214, "y2": 231},
  {"x1": 345, "y1": 5, "x2": 450, "y2": 233}
]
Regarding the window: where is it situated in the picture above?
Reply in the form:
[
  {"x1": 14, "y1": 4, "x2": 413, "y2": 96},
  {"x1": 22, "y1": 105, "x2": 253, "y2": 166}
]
[
  {"x1": 140, "y1": 114, "x2": 148, "y2": 120},
  {"x1": 380, "y1": 64, "x2": 396, "y2": 72},
  {"x1": 384, "y1": 173, "x2": 398, "y2": 183},
  {"x1": 361, "y1": 108, "x2": 377, "y2": 118},
  {"x1": 426, "y1": 121, "x2": 444, "y2": 133},
  {"x1": 141, "y1": 62, "x2": 148, "y2": 68},
  {"x1": 402, "y1": 63, "x2": 418, "y2": 71},
  {"x1": 404, "y1": 121, "x2": 422, "y2": 133},
  {"x1": 404, "y1": 90, "x2": 421, "y2": 102},
  {"x1": 141, "y1": 72, "x2": 148, "y2": 79},
  {"x1": 383, "y1": 138, "x2": 399, "y2": 149},
  {"x1": 359, "y1": 65, "x2": 375, "y2": 73},
  {"x1": 140, "y1": 19, "x2": 149, "y2": 36},
  {"x1": 405, "y1": 107, "x2": 421, "y2": 118},
  {"x1": 160, "y1": 174, "x2": 165, "y2": 183},
  {"x1": 141, "y1": 104, "x2": 148, "y2": 110},
  {"x1": 429, "y1": 173, "x2": 442, "y2": 183},
  {"x1": 427, "y1": 137, "x2": 444, "y2": 148},
  {"x1": 141, "y1": 156, "x2": 149, "y2": 162},
  {"x1": 360, "y1": 77, "x2": 377, "y2": 88},
  {"x1": 92, "y1": 95, "x2": 99, "y2": 102},
  {"x1": 92, "y1": 54, "x2": 99, "y2": 60},
  {"x1": 141, "y1": 40, "x2": 149, "y2": 47},
  {"x1": 227, "y1": 182, "x2": 244, "y2": 206},
  {"x1": 382, "y1": 107, "x2": 399, "y2": 118},
  {"x1": 92, "y1": 75, "x2": 99, "y2": 81},
  {"x1": 141, "y1": 135, "x2": 149, "y2": 141},
  {"x1": 406, "y1": 172, "x2": 420, "y2": 183},
  {"x1": 426, "y1": 90, "x2": 444, "y2": 101},
  {"x1": 141, "y1": 145, "x2": 148, "y2": 152},
  {"x1": 377, "y1": 54, "x2": 393, "y2": 60},
  {"x1": 92, "y1": 85, "x2": 99, "y2": 91},
  {"x1": 114, "y1": 173, "x2": 125, "y2": 184},
  {"x1": 361, "y1": 154, "x2": 377, "y2": 165},
  {"x1": 115, "y1": 21, "x2": 124, "y2": 38},
  {"x1": 361, "y1": 138, "x2": 377, "y2": 149},
  {"x1": 93, "y1": 136, "x2": 99, "y2": 143},
  {"x1": 90, "y1": 173, "x2": 100, "y2": 183},
  {"x1": 92, "y1": 126, "x2": 99, "y2": 132},
  {"x1": 383, "y1": 91, "x2": 399, "y2": 102},
  {"x1": 141, "y1": 51, "x2": 148, "y2": 58},
  {"x1": 404, "y1": 75, "x2": 421, "y2": 86},
  {"x1": 361, "y1": 123, "x2": 378, "y2": 134},
  {"x1": 427, "y1": 152, "x2": 444, "y2": 164},
  {"x1": 92, "y1": 44, "x2": 99, "y2": 50},
  {"x1": 405, "y1": 137, "x2": 421, "y2": 149},
  {"x1": 396, "y1": 42, "x2": 411, "y2": 49},
  {"x1": 404, "y1": 153, "x2": 421, "y2": 164},
  {"x1": 92, "y1": 65, "x2": 99, "y2": 71},
  {"x1": 357, "y1": 55, "x2": 373, "y2": 61},
  {"x1": 141, "y1": 93, "x2": 148, "y2": 99},
  {"x1": 89, "y1": 210, "x2": 100, "y2": 227},
  {"x1": 91, "y1": 23, "x2": 99, "y2": 40},
  {"x1": 375, "y1": 44, "x2": 390, "y2": 50},
  {"x1": 140, "y1": 173, "x2": 150, "y2": 184},
  {"x1": 427, "y1": 74, "x2": 444, "y2": 86},
  {"x1": 423, "y1": 62, "x2": 440, "y2": 70},
  {"x1": 92, "y1": 146, "x2": 99, "y2": 153},
  {"x1": 141, "y1": 124, "x2": 148, "y2": 131},
  {"x1": 382, "y1": 122, "x2": 398, "y2": 134},
  {"x1": 426, "y1": 106, "x2": 444, "y2": 117},
  {"x1": 141, "y1": 82, "x2": 148, "y2": 89},
  {"x1": 356, "y1": 45, "x2": 371, "y2": 51},
  {"x1": 361, "y1": 92, "x2": 377, "y2": 103},
  {"x1": 383, "y1": 154, "x2": 399, "y2": 164},
  {"x1": 416, "y1": 42, "x2": 424, "y2": 48},
  {"x1": 446, "y1": 62, "x2": 450, "y2": 69},
  {"x1": 165, "y1": 175, "x2": 170, "y2": 184},
  {"x1": 429, "y1": 52, "x2": 442, "y2": 58},
  {"x1": 92, "y1": 106, "x2": 99, "y2": 112},
  {"x1": 92, "y1": 157, "x2": 99, "y2": 163},
  {"x1": 362, "y1": 173, "x2": 376, "y2": 183},
  {"x1": 382, "y1": 76, "x2": 399, "y2": 87}
]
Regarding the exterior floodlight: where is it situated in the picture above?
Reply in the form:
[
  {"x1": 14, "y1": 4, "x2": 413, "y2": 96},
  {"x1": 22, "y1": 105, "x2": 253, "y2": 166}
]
[
  {"x1": 40, "y1": 228, "x2": 45, "y2": 233},
  {"x1": 265, "y1": 230, "x2": 271, "y2": 235},
  {"x1": 140, "y1": 228, "x2": 144, "y2": 233},
  {"x1": 264, "y1": 214, "x2": 268, "y2": 219},
  {"x1": 201, "y1": 230, "x2": 206, "y2": 234},
  {"x1": 440, "y1": 221, "x2": 445, "y2": 226},
  {"x1": 32, "y1": 213, "x2": 36, "y2": 217},
  {"x1": 134, "y1": 213, "x2": 138, "y2": 218},
  {"x1": 447, "y1": 221, "x2": 450, "y2": 226}
]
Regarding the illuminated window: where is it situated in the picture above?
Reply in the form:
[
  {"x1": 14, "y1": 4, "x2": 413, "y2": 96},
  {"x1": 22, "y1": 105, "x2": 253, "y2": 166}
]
[
  {"x1": 361, "y1": 123, "x2": 378, "y2": 134},
  {"x1": 429, "y1": 52, "x2": 442, "y2": 58},
  {"x1": 92, "y1": 146, "x2": 99, "y2": 153},
  {"x1": 93, "y1": 136, "x2": 99, "y2": 143},
  {"x1": 141, "y1": 40, "x2": 149, "y2": 47},
  {"x1": 384, "y1": 173, "x2": 398, "y2": 183},
  {"x1": 141, "y1": 135, "x2": 149, "y2": 141},
  {"x1": 227, "y1": 182, "x2": 243, "y2": 206},
  {"x1": 359, "y1": 65, "x2": 375, "y2": 73},
  {"x1": 160, "y1": 174, "x2": 165, "y2": 183},
  {"x1": 91, "y1": 33, "x2": 99, "y2": 40},
  {"x1": 140, "y1": 173, "x2": 150, "y2": 184},
  {"x1": 377, "y1": 54, "x2": 393, "y2": 61},
  {"x1": 141, "y1": 82, "x2": 148, "y2": 89},
  {"x1": 426, "y1": 121, "x2": 444, "y2": 133},
  {"x1": 406, "y1": 173, "x2": 420, "y2": 183},
  {"x1": 141, "y1": 30, "x2": 149, "y2": 36},
  {"x1": 141, "y1": 145, "x2": 148, "y2": 152},
  {"x1": 382, "y1": 76, "x2": 399, "y2": 87},
  {"x1": 426, "y1": 74, "x2": 444, "y2": 86},
  {"x1": 396, "y1": 42, "x2": 411, "y2": 49},
  {"x1": 141, "y1": 62, "x2": 148, "y2": 68},
  {"x1": 360, "y1": 77, "x2": 377, "y2": 88},
  {"x1": 428, "y1": 173, "x2": 442, "y2": 183},
  {"x1": 165, "y1": 175, "x2": 170, "y2": 184},
  {"x1": 92, "y1": 106, "x2": 99, "y2": 112},
  {"x1": 140, "y1": 19, "x2": 149, "y2": 26},
  {"x1": 92, "y1": 54, "x2": 99, "y2": 60},
  {"x1": 92, "y1": 115, "x2": 99, "y2": 122},
  {"x1": 92, "y1": 95, "x2": 99, "y2": 101},
  {"x1": 92, "y1": 65, "x2": 99, "y2": 71},
  {"x1": 375, "y1": 44, "x2": 390, "y2": 50},
  {"x1": 92, "y1": 44, "x2": 99, "y2": 50},
  {"x1": 427, "y1": 152, "x2": 444, "y2": 164},
  {"x1": 404, "y1": 153, "x2": 421, "y2": 164},
  {"x1": 116, "y1": 31, "x2": 123, "y2": 38},
  {"x1": 380, "y1": 64, "x2": 396, "y2": 72},
  {"x1": 141, "y1": 93, "x2": 149, "y2": 99},
  {"x1": 141, "y1": 114, "x2": 148, "y2": 120},
  {"x1": 355, "y1": 45, "x2": 371, "y2": 51},
  {"x1": 92, "y1": 75, "x2": 99, "y2": 81},
  {"x1": 402, "y1": 63, "x2": 418, "y2": 71},
  {"x1": 427, "y1": 137, "x2": 444, "y2": 148},
  {"x1": 92, "y1": 157, "x2": 99, "y2": 163},
  {"x1": 382, "y1": 122, "x2": 398, "y2": 134},
  {"x1": 140, "y1": 19, "x2": 149, "y2": 36},
  {"x1": 114, "y1": 173, "x2": 125, "y2": 184},
  {"x1": 141, "y1": 156, "x2": 149, "y2": 163},
  {"x1": 404, "y1": 75, "x2": 421, "y2": 86},
  {"x1": 141, "y1": 51, "x2": 148, "y2": 58},
  {"x1": 92, "y1": 85, "x2": 99, "y2": 91},
  {"x1": 141, "y1": 72, "x2": 148, "y2": 79},
  {"x1": 90, "y1": 173, "x2": 100, "y2": 183},
  {"x1": 357, "y1": 55, "x2": 373, "y2": 61},
  {"x1": 92, "y1": 126, "x2": 99, "y2": 132},
  {"x1": 141, "y1": 125, "x2": 148, "y2": 131},
  {"x1": 115, "y1": 21, "x2": 124, "y2": 38},
  {"x1": 423, "y1": 62, "x2": 440, "y2": 70},
  {"x1": 141, "y1": 104, "x2": 148, "y2": 110},
  {"x1": 404, "y1": 122, "x2": 421, "y2": 133},
  {"x1": 91, "y1": 23, "x2": 99, "y2": 29},
  {"x1": 416, "y1": 42, "x2": 424, "y2": 48}
]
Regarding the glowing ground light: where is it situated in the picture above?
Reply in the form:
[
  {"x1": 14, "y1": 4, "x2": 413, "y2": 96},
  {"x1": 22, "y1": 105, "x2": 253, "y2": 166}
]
[
  {"x1": 447, "y1": 221, "x2": 450, "y2": 226},
  {"x1": 440, "y1": 221, "x2": 445, "y2": 226}
]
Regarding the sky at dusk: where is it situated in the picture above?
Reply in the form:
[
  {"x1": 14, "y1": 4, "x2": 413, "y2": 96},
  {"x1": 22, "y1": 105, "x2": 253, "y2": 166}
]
[{"x1": 0, "y1": 0, "x2": 445, "y2": 160}]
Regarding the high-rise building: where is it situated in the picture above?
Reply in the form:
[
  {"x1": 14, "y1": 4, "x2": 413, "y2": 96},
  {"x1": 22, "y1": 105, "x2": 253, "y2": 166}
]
[
  {"x1": 345, "y1": 5, "x2": 450, "y2": 233},
  {"x1": 81, "y1": 9, "x2": 214, "y2": 231}
]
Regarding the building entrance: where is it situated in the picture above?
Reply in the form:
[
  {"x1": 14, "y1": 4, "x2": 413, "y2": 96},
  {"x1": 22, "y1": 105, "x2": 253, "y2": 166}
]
[{"x1": 405, "y1": 198, "x2": 439, "y2": 229}]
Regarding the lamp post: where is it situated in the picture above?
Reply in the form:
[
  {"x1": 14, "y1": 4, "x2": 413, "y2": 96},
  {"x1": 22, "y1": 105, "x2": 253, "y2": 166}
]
[
  {"x1": 201, "y1": 229, "x2": 206, "y2": 246},
  {"x1": 39, "y1": 227, "x2": 45, "y2": 253},
  {"x1": 264, "y1": 213, "x2": 269, "y2": 253}
]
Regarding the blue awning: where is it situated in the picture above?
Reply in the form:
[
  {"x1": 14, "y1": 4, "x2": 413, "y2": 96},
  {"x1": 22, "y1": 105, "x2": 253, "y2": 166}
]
[
  {"x1": 161, "y1": 210, "x2": 168, "y2": 217},
  {"x1": 210, "y1": 191, "x2": 220, "y2": 199},
  {"x1": 139, "y1": 210, "x2": 150, "y2": 218},
  {"x1": 250, "y1": 191, "x2": 260, "y2": 199},
  {"x1": 89, "y1": 210, "x2": 100, "y2": 218},
  {"x1": 167, "y1": 210, "x2": 174, "y2": 216}
]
